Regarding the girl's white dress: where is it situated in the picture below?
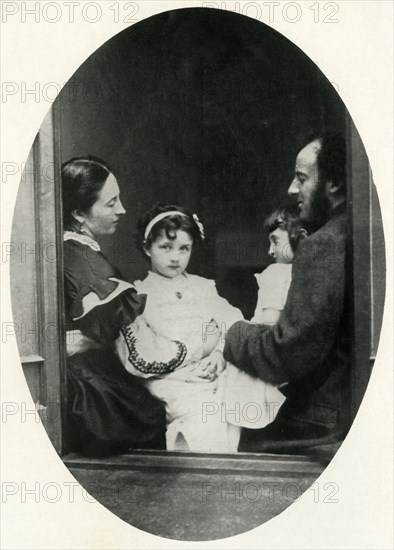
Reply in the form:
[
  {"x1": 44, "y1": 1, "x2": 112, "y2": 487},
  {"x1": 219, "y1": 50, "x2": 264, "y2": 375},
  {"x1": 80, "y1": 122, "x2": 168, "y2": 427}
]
[
  {"x1": 116, "y1": 271, "x2": 243, "y2": 452},
  {"x1": 252, "y1": 263, "x2": 293, "y2": 322},
  {"x1": 220, "y1": 263, "x2": 290, "y2": 430},
  {"x1": 115, "y1": 268, "x2": 287, "y2": 451}
]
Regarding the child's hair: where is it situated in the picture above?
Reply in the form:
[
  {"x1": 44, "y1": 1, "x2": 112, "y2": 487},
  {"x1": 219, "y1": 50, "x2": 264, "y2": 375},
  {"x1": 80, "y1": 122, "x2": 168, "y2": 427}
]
[
  {"x1": 137, "y1": 203, "x2": 203, "y2": 251},
  {"x1": 264, "y1": 205, "x2": 306, "y2": 252}
]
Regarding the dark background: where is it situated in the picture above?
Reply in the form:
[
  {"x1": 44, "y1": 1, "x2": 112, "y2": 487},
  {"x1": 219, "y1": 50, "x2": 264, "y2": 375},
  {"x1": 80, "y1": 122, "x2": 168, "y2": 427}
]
[{"x1": 56, "y1": 8, "x2": 346, "y2": 318}]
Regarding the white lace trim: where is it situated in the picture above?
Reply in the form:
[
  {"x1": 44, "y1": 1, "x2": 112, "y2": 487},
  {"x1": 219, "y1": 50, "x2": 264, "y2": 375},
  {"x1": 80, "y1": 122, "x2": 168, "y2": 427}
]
[{"x1": 64, "y1": 231, "x2": 101, "y2": 251}]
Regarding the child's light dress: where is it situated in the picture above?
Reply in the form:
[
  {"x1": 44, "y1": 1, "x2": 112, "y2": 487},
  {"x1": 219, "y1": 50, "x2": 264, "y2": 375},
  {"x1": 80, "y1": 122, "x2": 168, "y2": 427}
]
[
  {"x1": 252, "y1": 263, "x2": 293, "y2": 322},
  {"x1": 220, "y1": 263, "x2": 290, "y2": 430},
  {"x1": 116, "y1": 271, "x2": 243, "y2": 452}
]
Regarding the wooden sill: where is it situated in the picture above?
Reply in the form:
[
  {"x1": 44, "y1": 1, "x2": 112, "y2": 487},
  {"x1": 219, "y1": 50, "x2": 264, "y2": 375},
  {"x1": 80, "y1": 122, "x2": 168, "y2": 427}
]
[
  {"x1": 64, "y1": 449, "x2": 328, "y2": 540},
  {"x1": 64, "y1": 449, "x2": 327, "y2": 477}
]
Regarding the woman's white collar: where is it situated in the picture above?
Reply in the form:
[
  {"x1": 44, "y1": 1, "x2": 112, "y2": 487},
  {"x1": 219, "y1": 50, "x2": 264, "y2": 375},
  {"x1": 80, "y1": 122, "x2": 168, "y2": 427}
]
[{"x1": 63, "y1": 231, "x2": 101, "y2": 251}]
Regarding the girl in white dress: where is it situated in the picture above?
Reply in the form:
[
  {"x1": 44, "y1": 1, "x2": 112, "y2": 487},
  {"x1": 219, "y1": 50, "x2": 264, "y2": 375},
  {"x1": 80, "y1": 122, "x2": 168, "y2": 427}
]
[
  {"x1": 116, "y1": 204, "x2": 244, "y2": 452},
  {"x1": 222, "y1": 205, "x2": 307, "y2": 430}
]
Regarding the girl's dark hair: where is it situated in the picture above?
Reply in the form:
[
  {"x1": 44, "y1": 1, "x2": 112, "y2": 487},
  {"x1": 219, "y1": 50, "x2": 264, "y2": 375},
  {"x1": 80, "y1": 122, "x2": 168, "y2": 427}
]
[
  {"x1": 61, "y1": 156, "x2": 112, "y2": 230},
  {"x1": 137, "y1": 204, "x2": 202, "y2": 251},
  {"x1": 264, "y1": 204, "x2": 306, "y2": 252}
]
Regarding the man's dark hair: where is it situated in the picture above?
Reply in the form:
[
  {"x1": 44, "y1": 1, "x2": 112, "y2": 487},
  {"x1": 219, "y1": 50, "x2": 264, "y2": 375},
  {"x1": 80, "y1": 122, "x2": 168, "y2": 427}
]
[{"x1": 304, "y1": 132, "x2": 347, "y2": 194}]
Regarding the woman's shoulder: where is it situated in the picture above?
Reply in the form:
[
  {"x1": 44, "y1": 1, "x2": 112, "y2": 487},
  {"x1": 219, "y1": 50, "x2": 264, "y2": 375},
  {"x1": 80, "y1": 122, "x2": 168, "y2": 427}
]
[
  {"x1": 63, "y1": 234, "x2": 87, "y2": 255},
  {"x1": 63, "y1": 232, "x2": 127, "y2": 295},
  {"x1": 64, "y1": 231, "x2": 100, "y2": 250},
  {"x1": 63, "y1": 232, "x2": 101, "y2": 269}
]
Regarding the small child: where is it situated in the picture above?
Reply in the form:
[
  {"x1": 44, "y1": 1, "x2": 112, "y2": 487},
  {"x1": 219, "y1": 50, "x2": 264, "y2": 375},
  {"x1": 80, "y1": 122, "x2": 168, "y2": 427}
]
[
  {"x1": 252, "y1": 204, "x2": 307, "y2": 323},
  {"x1": 221, "y1": 205, "x2": 307, "y2": 431},
  {"x1": 116, "y1": 204, "x2": 244, "y2": 452}
]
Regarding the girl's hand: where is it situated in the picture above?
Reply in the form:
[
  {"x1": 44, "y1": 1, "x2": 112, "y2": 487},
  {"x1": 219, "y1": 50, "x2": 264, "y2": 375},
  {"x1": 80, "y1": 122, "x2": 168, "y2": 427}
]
[
  {"x1": 185, "y1": 357, "x2": 215, "y2": 383},
  {"x1": 207, "y1": 350, "x2": 227, "y2": 377},
  {"x1": 201, "y1": 350, "x2": 227, "y2": 380},
  {"x1": 185, "y1": 352, "x2": 227, "y2": 383},
  {"x1": 202, "y1": 319, "x2": 221, "y2": 357}
]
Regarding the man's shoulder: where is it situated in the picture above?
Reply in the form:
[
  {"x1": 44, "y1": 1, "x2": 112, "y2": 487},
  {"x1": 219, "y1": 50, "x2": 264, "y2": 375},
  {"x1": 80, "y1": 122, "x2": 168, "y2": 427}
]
[
  {"x1": 311, "y1": 208, "x2": 347, "y2": 241},
  {"x1": 295, "y1": 208, "x2": 348, "y2": 264}
]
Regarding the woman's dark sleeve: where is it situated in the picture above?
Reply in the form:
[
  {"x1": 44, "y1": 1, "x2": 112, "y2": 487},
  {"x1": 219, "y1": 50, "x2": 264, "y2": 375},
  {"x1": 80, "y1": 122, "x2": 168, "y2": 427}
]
[
  {"x1": 64, "y1": 240, "x2": 145, "y2": 345},
  {"x1": 77, "y1": 290, "x2": 146, "y2": 345}
]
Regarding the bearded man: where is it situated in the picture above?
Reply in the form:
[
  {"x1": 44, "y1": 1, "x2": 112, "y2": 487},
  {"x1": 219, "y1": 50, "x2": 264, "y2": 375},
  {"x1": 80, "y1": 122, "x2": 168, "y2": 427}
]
[{"x1": 224, "y1": 133, "x2": 352, "y2": 455}]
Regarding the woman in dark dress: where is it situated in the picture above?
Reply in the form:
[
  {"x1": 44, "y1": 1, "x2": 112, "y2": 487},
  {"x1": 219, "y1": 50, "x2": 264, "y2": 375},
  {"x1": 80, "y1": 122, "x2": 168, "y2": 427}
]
[{"x1": 62, "y1": 157, "x2": 186, "y2": 457}]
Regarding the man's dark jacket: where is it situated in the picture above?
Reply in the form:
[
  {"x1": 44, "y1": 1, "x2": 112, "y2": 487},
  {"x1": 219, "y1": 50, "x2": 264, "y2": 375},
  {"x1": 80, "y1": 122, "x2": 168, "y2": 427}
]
[{"x1": 224, "y1": 204, "x2": 352, "y2": 453}]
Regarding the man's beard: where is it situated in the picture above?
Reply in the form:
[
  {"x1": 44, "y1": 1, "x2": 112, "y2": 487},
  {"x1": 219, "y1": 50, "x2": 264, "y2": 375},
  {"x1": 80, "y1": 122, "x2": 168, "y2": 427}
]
[{"x1": 303, "y1": 179, "x2": 332, "y2": 234}]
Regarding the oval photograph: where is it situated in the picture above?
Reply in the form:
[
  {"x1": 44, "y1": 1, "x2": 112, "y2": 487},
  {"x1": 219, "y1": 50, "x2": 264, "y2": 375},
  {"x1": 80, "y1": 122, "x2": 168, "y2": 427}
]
[{"x1": 10, "y1": 7, "x2": 385, "y2": 541}]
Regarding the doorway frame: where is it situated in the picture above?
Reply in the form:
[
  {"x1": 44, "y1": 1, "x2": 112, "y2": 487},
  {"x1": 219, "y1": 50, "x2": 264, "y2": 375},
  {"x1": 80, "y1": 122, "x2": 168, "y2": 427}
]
[{"x1": 33, "y1": 110, "x2": 382, "y2": 460}]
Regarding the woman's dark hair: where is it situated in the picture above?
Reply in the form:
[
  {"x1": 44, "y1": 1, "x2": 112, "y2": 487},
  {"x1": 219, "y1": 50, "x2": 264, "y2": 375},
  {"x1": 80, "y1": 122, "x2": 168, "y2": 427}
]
[
  {"x1": 61, "y1": 156, "x2": 112, "y2": 230},
  {"x1": 137, "y1": 203, "x2": 202, "y2": 252},
  {"x1": 264, "y1": 204, "x2": 306, "y2": 252}
]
